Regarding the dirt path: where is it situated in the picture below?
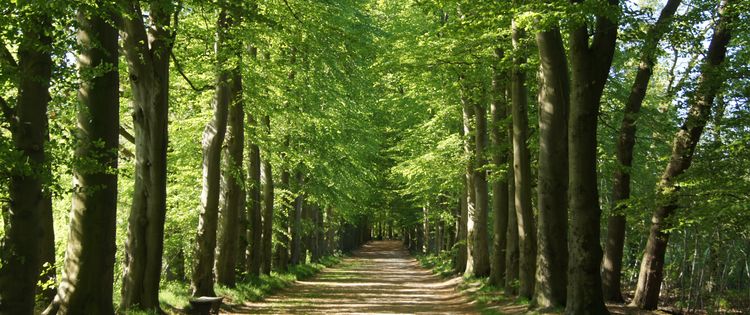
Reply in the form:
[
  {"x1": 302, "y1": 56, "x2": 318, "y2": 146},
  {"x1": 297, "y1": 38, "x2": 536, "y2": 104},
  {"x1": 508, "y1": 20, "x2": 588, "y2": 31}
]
[{"x1": 224, "y1": 240, "x2": 478, "y2": 314}]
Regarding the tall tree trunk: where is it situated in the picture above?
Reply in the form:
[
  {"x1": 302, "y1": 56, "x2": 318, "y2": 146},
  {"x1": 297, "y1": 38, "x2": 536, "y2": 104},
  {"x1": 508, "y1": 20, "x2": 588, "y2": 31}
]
[
  {"x1": 290, "y1": 172, "x2": 304, "y2": 265},
  {"x1": 313, "y1": 207, "x2": 328, "y2": 262},
  {"x1": 423, "y1": 206, "x2": 430, "y2": 254},
  {"x1": 260, "y1": 115, "x2": 274, "y2": 275},
  {"x1": 454, "y1": 180, "x2": 468, "y2": 274},
  {"x1": 489, "y1": 50, "x2": 509, "y2": 287},
  {"x1": 119, "y1": 0, "x2": 176, "y2": 310},
  {"x1": 312, "y1": 205, "x2": 322, "y2": 262},
  {"x1": 602, "y1": 0, "x2": 682, "y2": 302},
  {"x1": 192, "y1": 9, "x2": 234, "y2": 297},
  {"x1": 461, "y1": 90, "x2": 478, "y2": 277},
  {"x1": 325, "y1": 206, "x2": 335, "y2": 255},
  {"x1": 505, "y1": 154, "x2": 520, "y2": 295},
  {"x1": 44, "y1": 7, "x2": 119, "y2": 314},
  {"x1": 534, "y1": 27, "x2": 569, "y2": 309},
  {"x1": 275, "y1": 163, "x2": 291, "y2": 272},
  {"x1": 39, "y1": 197, "x2": 56, "y2": 303},
  {"x1": 473, "y1": 101, "x2": 491, "y2": 277},
  {"x1": 215, "y1": 53, "x2": 244, "y2": 287},
  {"x1": 631, "y1": 1, "x2": 734, "y2": 308},
  {"x1": 566, "y1": 0, "x2": 618, "y2": 312},
  {"x1": 246, "y1": 111, "x2": 263, "y2": 277},
  {"x1": 0, "y1": 4, "x2": 53, "y2": 314},
  {"x1": 511, "y1": 23, "x2": 536, "y2": 299}
]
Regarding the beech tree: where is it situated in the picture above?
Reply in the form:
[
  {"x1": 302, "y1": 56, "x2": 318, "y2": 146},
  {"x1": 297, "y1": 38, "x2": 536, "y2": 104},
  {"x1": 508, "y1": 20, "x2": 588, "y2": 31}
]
[
  {"x1": 510, "y1": 22, "x2": 536, "y2": 300},
  {"x1": 118, "y1": 0, "x2": 178, "y2": 310},
  {"x1": 0, "y1": 2, "x2": 54, "y2": 314},
  {"x1": 534, "y1": 25, "x2": 569, "y2": 310},
  {"x1": 602, "y1": 0, "x2": 682, "y2": 302},
  {"x1": 44, "y1": 4, "x2": 119, "y2": 314},
  {"x1": 192, "y1": 7, "x2": 236, "y2": 297},
  {"x1": 566, "y1": 0, "x2": 619, "y2": 312},
  {"x1": 631, "y1": 0, "x2": 735, "y2": 308}
]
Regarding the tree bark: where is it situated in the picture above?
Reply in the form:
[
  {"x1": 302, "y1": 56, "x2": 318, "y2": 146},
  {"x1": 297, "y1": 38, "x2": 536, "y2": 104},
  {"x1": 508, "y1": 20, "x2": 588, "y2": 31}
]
[
  {"x1": 511, "y1": 23, "x2": 537, "y2": 299},
  {"x1": 602, "y1": 0, "x2": 682, "y2": 302},
  {"x1": 119, "y1": 0, "x2": 176, "y2": 310},
  {"x1": 472, "y1": 101, "x2": 491, "y2": 277},
  {"x1": 631, "y1": 0, "x2": 734, "y2": 309},
  {"x1": 0, "y1": 3, "x2": 53, "y2": 314},
  {"x1": 215, "y1": 49, "x2": 244, "y2": 287},
  {"x1": 325, "y1": 206, "x2": 335, "y2": 255},
  {"x1": 260, "y1": 115, "x2": 274, "y2": 275},
  {"x1": 454, "y1": 179, "x2": 468, "y2": 274},
  {"x1": 290, "y1": 172, "x2": 304, "y2": 265},
  {"x1": 505, "y1": 153, "x2": 519, "y2": 295},
  {"x1": 44, "y1": 8, "x2": 119, "y2": 314},
  {"x1": 246, "y1": 110, "x2": 263, "y2": 277},
  {"x1": 461, "y1": 90, "x2": 478, "y2": 277},
  {"x1": 275, "y1": 162, "x2": 291, "y2": 272},
  {"x1": 191, "y1": 9, "x2": 234, "y2": 297},
  {"x1": 566, "y1": 0, "x2": 618, "y2": 312},
  {"x1": 489, "y1": 50, "x2": 509, "y2": 287},
  {"x1": 534, "y1": 27, "x2": 569, "y2": 309}
]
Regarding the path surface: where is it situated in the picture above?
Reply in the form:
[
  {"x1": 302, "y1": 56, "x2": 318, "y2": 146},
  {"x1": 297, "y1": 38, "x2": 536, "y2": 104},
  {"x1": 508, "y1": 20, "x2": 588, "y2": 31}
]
[{"x1": 225, "y1": 240, "x2": 478, "y2": 314}]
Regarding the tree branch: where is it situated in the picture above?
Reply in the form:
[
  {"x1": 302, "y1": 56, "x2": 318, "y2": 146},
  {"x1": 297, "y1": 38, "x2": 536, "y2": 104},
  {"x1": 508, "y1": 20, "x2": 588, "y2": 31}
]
[
  {"x1": 170, "y1": 51, "x2": 214, "y2": 92},
  {"x1": 0, "y1": 96, "x2": 15, "y2": 132},
  {"x1": 119, "y1": 126, "x2": 135, "y2": 144},
  {"x1": 0, "y1": 43, "x2": 17, "y2": 69},
  {"x1": 283, "y1": 0, "x2": 304, "y2": 25}
]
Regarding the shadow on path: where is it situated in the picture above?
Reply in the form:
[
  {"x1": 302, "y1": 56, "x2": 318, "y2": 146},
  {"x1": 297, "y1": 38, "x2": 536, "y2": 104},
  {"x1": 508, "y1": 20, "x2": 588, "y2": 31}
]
[{"x1": 224, "y1": 240, "x2": 478, "y2": 314}]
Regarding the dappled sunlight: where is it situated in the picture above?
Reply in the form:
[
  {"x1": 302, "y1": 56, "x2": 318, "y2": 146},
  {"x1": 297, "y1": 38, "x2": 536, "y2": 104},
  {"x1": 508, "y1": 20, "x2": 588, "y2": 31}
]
[{"x1": 223, "y1": 240, "x2": 478, "y2": 314}]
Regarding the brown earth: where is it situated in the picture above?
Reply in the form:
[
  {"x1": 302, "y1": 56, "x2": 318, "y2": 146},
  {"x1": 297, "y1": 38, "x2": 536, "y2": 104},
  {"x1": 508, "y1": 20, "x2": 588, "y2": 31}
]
[
  {"x1": 223, "y1": 240, "x2": 479, "y2": 314},
  {"x1": 221, "y1": 240, "x2": 664, "y2": 315}
]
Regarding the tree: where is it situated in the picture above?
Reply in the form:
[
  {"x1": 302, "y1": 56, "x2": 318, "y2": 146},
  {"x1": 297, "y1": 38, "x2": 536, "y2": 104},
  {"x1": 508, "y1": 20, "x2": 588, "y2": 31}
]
[
  {"x1": 566, "y1": 0, "x2": 619, "y2": 312},
  {"x1": 461, "y1": 83, "x2": 478, "y2": 277},
  {"x1": 601, "y1": 0, "x2": 682, "y2": 302},
  {"x1": 511, "y1": 22, "x2": 537, "y2": 300},
  {"x1": 472, "y1": 97, "x2": 491, "y2": 277},
  {"x1": 0, "y1": 2, "x2": 54, "y2": 313},
  {"x1": 119, "y1": 0, "x2": 178, "y2": 310},
  {"x1": 290, "y1": 172, "x2": 304, "y2": 265},
  {"x1": 489, "y1": 48, "x2": 510, "y2": 287},
  {"x1": 261, "y1": 115, "x2": 274, "y2": 275},
  {"x1": 44, "y1": 4, "x2": 119, "y2": 313},
  {"x1": 246, "y1": 48, "x2": 263, "y2": 278},
  {"x1": 631, "y1": 0, "x2": 735, "y2": 308},
  {"x1": 534, "y1": 26, "x2": 569, "y2": 310},
  {"x1": 215, "y1": 12, "x2": 245, "y2": 288},
  {"x1": 191, "y1": 7, "x2": 235, "y2": 297}
]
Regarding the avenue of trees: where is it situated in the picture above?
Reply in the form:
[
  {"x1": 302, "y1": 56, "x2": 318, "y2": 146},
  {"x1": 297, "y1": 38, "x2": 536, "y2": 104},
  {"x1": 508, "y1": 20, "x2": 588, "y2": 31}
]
[{"x1": 0, "y1": 0, "x2": 748, "y2": 314}]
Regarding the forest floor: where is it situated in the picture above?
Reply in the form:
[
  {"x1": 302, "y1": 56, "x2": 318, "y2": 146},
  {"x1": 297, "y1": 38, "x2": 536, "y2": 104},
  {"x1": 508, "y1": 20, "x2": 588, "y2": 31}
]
[{"x1": 220, "y1": 240, "x2": 666, "y2": 315}]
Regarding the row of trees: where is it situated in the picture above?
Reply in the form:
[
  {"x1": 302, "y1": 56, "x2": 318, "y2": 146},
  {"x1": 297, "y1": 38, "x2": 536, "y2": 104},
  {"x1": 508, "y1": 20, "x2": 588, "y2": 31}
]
[
  {"x1": 379, "y1": 0, "x2": 749, "y2": 313},
  {"x1": 1, "y1": 0, "x2": 749, "y2": 314},
  {"x1": 1, "y1": 0, "x2": 378, "y2": 314}
]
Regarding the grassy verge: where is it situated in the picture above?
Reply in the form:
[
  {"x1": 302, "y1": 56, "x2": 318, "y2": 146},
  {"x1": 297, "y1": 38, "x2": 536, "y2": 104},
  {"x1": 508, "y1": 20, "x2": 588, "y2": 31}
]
[
  {"x1": 125, "y1": 255, "x2": 341, "y2": 314},
  {"x1": 416, "y1": 253, "x2": 530, "y2": 315}
]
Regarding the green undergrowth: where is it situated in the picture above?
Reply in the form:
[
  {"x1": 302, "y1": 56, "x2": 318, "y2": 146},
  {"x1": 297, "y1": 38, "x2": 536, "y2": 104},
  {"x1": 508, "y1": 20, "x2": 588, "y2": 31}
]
[
  {"x1": 124, "y1": 255, "x2": 341, "y2": 315},
  {"x1": 416, "y1": 253, "x2": 532, "y2": 315}
]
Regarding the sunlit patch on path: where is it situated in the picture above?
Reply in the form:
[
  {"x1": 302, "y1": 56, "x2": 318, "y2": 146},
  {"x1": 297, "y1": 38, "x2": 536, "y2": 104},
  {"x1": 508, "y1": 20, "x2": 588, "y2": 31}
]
[{"x1": 224, "y1": 240, "x2": 479, "y2": 314}]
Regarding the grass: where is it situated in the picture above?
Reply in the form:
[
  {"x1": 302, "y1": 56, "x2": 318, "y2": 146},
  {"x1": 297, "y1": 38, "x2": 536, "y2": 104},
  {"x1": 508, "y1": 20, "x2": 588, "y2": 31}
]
[
  {"x1": 144, "y1": 255, "x2": 342, "y2": 314},
  {"x1": 416, "y1": 253, "x2": 532, "y2": 315}
]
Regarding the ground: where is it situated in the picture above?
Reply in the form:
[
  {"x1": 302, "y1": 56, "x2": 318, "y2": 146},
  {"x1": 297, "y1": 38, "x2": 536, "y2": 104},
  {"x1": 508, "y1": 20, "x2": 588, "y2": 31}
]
[
  {"x1": 220, "y1": 240, "x2": 664, "y2": 315},
  {"x1": 223, "y1": 240, "x2": 478, "y2": 314}
]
